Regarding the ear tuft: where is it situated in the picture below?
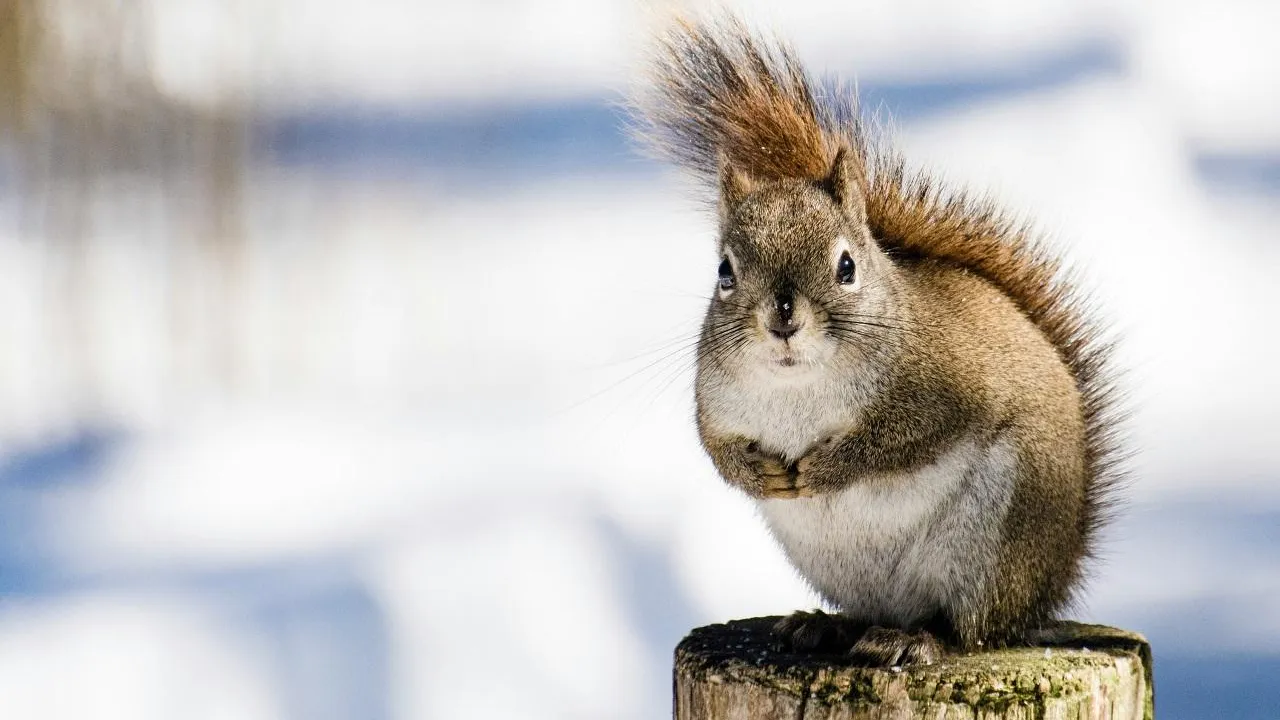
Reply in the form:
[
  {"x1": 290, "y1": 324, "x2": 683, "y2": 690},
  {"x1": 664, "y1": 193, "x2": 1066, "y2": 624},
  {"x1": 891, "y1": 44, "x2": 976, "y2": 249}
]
[
  {"x1": 823, "y1": 146, "x2": 866, "y2": 221},
  {"x1": 719, "y1": 154, "x2": 753, "y2": 222}
]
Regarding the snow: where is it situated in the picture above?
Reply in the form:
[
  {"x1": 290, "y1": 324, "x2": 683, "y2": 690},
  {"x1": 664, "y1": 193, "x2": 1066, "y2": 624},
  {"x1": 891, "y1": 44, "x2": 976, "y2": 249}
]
[
  {"x1": 1, "y1": 1, "x2": 1277, "y2": 718},
  {"x1": 0, "y1": 595, "x2": 281, "y2": 720}
]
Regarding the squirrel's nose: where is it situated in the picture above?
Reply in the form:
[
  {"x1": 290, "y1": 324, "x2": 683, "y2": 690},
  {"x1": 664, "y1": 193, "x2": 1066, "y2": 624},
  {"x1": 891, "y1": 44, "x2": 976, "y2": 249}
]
[
  {"x1": 775, "y1": 292, "x2": 794, "y2": 325},
  {"x1": 769, "y1": 292, "x2": 797, "y2": 339}
]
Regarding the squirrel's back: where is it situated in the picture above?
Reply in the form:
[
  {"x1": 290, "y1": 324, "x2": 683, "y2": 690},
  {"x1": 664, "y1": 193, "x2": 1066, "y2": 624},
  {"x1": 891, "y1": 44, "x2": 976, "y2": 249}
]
[{"x1": 632, "y1": 15, "x2": 1126, "y2": 577}]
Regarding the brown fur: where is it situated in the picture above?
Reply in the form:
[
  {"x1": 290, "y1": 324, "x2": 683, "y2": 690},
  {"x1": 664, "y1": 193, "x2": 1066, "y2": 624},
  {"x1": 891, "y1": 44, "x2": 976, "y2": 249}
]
[{"x1": 633, "y1": 14, "x2": 1126, "y2": 587}]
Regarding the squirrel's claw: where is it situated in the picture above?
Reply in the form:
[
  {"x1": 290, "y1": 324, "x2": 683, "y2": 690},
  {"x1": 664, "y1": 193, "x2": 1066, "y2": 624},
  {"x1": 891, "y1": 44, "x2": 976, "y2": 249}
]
[
  {"x1": 760, "y1": 470, "x2": 814, "y2": 499},
  {"x1": 745, "y1": 444, "x2": 814, "y2": 498},
  {"x1": 771, "y1": 610, "x2": 864, "y2": 654},
  {"x1": 773, "y1": 613, "x2": 944, "y2": 666},
  {"x1": 846, "y1": 627, "x2": 942, "y2": 667}
]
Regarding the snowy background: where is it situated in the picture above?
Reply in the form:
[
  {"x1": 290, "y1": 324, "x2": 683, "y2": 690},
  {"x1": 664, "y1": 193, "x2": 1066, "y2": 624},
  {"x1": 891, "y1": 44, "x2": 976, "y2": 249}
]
[{"x1": 0, "y1": 0, "x2": 1277, "y2": 718}]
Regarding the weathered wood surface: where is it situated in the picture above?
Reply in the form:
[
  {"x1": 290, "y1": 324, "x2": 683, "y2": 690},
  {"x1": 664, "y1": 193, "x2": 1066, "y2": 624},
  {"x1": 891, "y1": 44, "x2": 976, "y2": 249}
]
[{"x1": 675, "y1": 618, "x2": 1153, "y2": 720}]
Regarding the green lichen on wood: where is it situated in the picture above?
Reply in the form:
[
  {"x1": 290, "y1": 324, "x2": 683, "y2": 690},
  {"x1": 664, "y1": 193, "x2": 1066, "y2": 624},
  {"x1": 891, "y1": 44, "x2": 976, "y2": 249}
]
[{"x1": 675, "y1": 617, "x2": 1153, "y2": 719}]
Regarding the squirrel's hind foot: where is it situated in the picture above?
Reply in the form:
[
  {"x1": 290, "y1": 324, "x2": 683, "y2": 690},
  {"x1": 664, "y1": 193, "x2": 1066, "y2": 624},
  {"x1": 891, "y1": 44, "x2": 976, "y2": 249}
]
[
  {"x1": 847, "y1": 626, "x2": 942, "y2": 667},
  {"x1": 771, "y1": 609, "x2": 865, "y2": 654}
]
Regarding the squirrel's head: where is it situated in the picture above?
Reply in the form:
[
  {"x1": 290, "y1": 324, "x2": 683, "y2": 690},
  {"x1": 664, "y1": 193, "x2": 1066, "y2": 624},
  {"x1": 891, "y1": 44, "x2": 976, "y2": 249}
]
[{"x1": 701, "y1": 147, "x2": 904, "y2": 380}]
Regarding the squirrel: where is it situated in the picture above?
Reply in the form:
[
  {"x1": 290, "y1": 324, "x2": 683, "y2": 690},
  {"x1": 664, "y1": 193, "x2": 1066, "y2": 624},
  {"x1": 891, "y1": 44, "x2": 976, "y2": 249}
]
[{"x1": 631, "y1": 16, "x2": 1127, "y2": 666}]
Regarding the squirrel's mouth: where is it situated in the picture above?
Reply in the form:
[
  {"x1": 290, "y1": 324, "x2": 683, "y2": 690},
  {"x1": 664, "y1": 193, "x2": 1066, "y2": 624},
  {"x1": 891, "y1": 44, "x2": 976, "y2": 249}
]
[
  {"x1": 771, "y1": 351, "x2": 810, "y2": 370},
  {"x1": 756, "y1": 330, "x2": 831, "y2": 374},
  {"x1": 766, "y1": 338, "x2": 811, "y2": 369}
]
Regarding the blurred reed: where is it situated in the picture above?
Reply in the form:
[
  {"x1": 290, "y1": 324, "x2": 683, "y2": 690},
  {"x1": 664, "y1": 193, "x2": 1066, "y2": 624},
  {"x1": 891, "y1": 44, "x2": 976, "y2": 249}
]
[{"x1": 0, "y1": 0, "x2": 249, "y2": 438}]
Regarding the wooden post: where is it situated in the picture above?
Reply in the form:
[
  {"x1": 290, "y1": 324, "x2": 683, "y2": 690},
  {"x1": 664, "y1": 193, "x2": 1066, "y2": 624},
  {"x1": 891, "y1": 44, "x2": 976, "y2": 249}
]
[{"x1": 675, "y1": 618, "x2": 1153, "y2": 720}]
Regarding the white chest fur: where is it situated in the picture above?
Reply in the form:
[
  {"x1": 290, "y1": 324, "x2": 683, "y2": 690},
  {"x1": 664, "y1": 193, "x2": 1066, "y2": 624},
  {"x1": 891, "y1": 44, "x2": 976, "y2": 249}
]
[
  {"x1": 700, "y1": 367, "x2": 864, "y2": 462},
  {"x1": 756, "y1": 437, "x2": 1015, "y2": 627}
]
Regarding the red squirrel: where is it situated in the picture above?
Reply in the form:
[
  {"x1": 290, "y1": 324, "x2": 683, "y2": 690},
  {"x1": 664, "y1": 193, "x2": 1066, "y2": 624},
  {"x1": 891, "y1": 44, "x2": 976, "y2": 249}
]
[{"x1": 632, "y1": 15, "x2": 1127, "y2": 666}]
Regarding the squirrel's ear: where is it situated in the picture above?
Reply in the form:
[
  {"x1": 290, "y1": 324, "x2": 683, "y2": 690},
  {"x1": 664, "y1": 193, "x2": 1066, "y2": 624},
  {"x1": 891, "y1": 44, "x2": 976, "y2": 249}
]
[
  {"x1": 824, "y1": 146, "x2": 866, "y2": 222},
  {"x1": 718, "y1": 155, "x2": 753, "y2": 222}
]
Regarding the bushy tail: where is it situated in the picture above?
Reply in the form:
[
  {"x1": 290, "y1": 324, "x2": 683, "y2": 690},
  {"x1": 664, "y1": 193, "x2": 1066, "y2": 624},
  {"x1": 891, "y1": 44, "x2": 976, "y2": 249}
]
[
  {"x1": 632, "y1": 14, "x2": 1126, "y2": 565},
  {"x1": 632, "y1": 15, "x2": 850, "y2": 185}
]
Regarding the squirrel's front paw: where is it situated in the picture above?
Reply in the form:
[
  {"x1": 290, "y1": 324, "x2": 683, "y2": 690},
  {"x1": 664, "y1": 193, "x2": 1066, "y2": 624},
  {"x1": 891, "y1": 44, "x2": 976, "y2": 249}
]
[
  {"x1": 794, "y1": 436, "x2": 845, "y2": 494},
  {"x1": 742, "y1": 442, "x2": 801, "y2": 498}
]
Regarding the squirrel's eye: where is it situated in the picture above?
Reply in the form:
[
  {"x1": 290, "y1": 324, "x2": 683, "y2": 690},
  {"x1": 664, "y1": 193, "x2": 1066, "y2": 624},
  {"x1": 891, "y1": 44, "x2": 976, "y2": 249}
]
[
  {"x1": 836, "y1": 251, "x2": 856, "y2": 285},
  {"x1": 718, "y1": 257, "x2": 736, "y2": 291}
]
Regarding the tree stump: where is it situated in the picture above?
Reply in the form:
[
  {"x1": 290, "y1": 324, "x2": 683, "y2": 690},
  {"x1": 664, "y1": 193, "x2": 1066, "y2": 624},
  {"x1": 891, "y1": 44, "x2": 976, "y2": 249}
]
[{"x1": 674, "y1": 618, "x2": 1153, "y2": 720}]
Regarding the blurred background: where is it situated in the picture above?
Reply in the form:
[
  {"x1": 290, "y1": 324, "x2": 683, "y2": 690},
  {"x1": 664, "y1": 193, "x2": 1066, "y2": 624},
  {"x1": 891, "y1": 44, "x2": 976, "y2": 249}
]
[{"x1": 0, "y1": 0, "x2": 1276, "y2": 717}]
